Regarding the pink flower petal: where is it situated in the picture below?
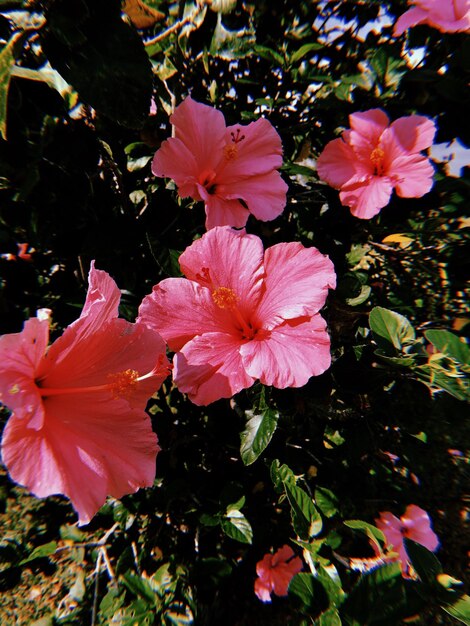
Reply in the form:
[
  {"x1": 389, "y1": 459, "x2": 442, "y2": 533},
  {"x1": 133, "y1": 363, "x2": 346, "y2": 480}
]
[
  {"x1": 241, "y1": 315, "x2": 332, "y2": 388},
  {"x1": 202, "y1": 194, "x2": 250, "y2": 230},
  {"x1": 0, "y1": 317, "x2": 49, "y2": 379},
  {"x1": 42, "y1": 318, "x2": 169, "y2": 408},
  {"x1": 255, "y1": 242, "x2": 336, "y2": 328},
  {"x1": 152, "y1": 137, "x2": 200, "y2": 198},
  {"x1": 174, "y1": 332, "x2": 255, "y2": 405},
  {"x1": 272, "y1": 545, "x2": 295, "y2": 566},
  {"x1": 340, "y1": 176, "x2": 394, "y2": 219},
  {"x1": 254, "y1": 578, "x2": 273, "y2": 602},
  {"x1": 138, "y1": 278, "x2": 231, "y2": 352},
  {"x1": 402, "y1": 505, "x2": 439, "y2": 552},
  {"x1": 222, "y1": 170, "x2": 288, "y2": 223},
  {"x1": 349, "y1": 109, "x2": 390, "y2": 148},
  {"x1": 46, "y1": 263, "x2": 121, "y2": 365},
  {"x1": 1, "y1": 396, "x2": 159, "y2": 525},
  {"x1": 393, "y1": 7, "x2": 429, "y2": 34},
  {"x1": 389, "y1": 115, "x2": 436, "y2": 153},
  {"x1": 316, "y1": 138, "x2": 360, "y2": 188},
  {"x1": 179, "y1": 227, "x2": 265, "y2": 314},
  {"x1": 220, "y1": 118, "x2": 283, "y2": 181},
  {"x1": 390, "y1": 154, "x2": 435, "y2": 198},
  {"x1": 272, "y1": 558, "x2": 303, "y2": 596},
  {"x1": 171, "y1": 96, "x2": 226, "y2": 172}
]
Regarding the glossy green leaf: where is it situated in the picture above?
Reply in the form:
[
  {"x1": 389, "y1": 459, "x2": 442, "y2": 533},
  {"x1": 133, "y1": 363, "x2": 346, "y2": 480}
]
[
  {"x1": 344, "y1": 520, "x2": 386, "y2": 551},
  {"x1": 404, "y1": 539, "x2": 442, "y2": 586},
  {"x1": 424, "y1": 330, "x2": 470, "y2": 365},
  {"x1": 221, "y1": 510, "x2": 253, "y2": 544},
  {"x1": 240, "y1": 406, "x2": 279, "y2": 465},
  {"x1": 19, "y1": 541, "x2": 57, "y2": 565},
  {"x1": 315, "y1": 486, "x2": 338, "y2": 518},
  {"x1": 290, "y1": 42, "x2": 323, "y2": 64},
  {"x1": 369, "y1": 307, "x2": 415, "y2": 353},
  {"x1": 285, "y1": 483, "x2": 323, "y2": 540},
  {"x1": 442, "y1": 594, "x2": 470, "y2": 625},
  {"x1": 289, "y1": 572, "x2": 329, "y2": 615}
]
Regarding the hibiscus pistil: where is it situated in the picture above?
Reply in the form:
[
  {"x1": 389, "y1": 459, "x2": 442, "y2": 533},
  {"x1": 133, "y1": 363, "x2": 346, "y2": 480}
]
[
  {"x1": 370, "y1": 146, "x2": 386, "y2": 175},
  {"x1": 211, "y1": 286, "x2": 257, "y2": 339}
]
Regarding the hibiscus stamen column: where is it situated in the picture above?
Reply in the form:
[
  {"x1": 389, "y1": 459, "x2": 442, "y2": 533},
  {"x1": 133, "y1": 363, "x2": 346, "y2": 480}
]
[{"x1": 211, "y1": 286, "x2": 255, "y2": 339}]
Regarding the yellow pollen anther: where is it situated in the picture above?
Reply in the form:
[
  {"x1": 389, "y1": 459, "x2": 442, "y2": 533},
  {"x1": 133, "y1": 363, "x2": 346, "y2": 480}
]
[
  {"x1": 8, "y1": 384, "x2": 20, "y2": 395},
  {"x1": 212, "y1": 287, "x2": 238, "y2": 309},
  {"x1": 370, "y1": 146, "x2": 385, "y2": 173},
  {"x1": 107, "y1": 369, "x2": 139, "y2": 399},
  {"x1": 223, "y1": 144, "x2": 238, "y2": 160}
]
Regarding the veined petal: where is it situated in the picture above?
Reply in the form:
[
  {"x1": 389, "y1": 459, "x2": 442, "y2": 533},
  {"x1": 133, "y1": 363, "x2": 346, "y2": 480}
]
[
  {"x1": 390, "y1": 153, "x2": 435, "y2": 198},
  {"x1": 389, "y1": 115, "x2": 436, "y2": 153},
  {"x1": 171, "y1": 96, "x2": 226, "y2": 171},
  {"x1": 42, "y1": 318, "x2": 169, "y2": 408},
  {"x1": 152, "y1": 136, "x2": 200, "y2": 198},
  {"x1": 222, "y1": 171, "x2": 288, "y2": 222},
  {"x1": 178, "y1": 227, "x2": 265, "y2": 314},
  {"x1": 316, "y1": 138, "x2": 361, "y2": 188},
  {"x1": 220, "y1": 118, "x2": 283, "y2": 181},
  {"x1": 240, "y1": 315, "x2": 332, "y2": 388},
  {"x1": 46, "y1": 263, "x2": 121, "y2": 365},
  {"x1": 255, "y1": 242, "x2": 336, "y2": 328},
  {"x1": 203, "y1": 194, "x2": 250, "y2": 230},
  {"x1": 174, "y1": 332, "x2": 254, "y2": 405},
  {"x1": 138, "y1": 278, "x2": 234, "y2": 352},
  {"x1": 340, "y1": 176, "x2": 393, "y2": 219},
  {"x1": 349, "y1": 109, "x2": 390, "y2": 145},
  {"x1": 1, "y1": 396, "x2": 159, "y2": 525},
  {"x1": 0, "y1": 317, "x2": 49, "y2": 378}
]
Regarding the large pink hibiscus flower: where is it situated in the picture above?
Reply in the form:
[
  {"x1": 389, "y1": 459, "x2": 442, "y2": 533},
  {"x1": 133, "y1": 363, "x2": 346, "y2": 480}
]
[
  {"x1": 316, "y1": 109, "x2": 436, "y2": 219},
  {"x1": 0, "y1": 262, "x2": 171, "y2": 525},
  {"x1": 254, "y1": 545, "x2": 303, "y2": 603},
  {"x1": 376, "y1": 504, "x2": 440, "y2": 577},
  {"x1": 138, "y1": 227, "x2": 336, "y2": 406},
  {"x1": 394, "y1": 0, "x2": 470, "y2": 35},
  {"x1": 152, "y1": 96, "x2": 288, "y2": 230}
]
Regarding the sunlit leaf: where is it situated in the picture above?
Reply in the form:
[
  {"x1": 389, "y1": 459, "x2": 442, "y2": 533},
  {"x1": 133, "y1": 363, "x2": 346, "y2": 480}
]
[
  {"x1": 369, "y1": 307, "x2": 416, "y2": 353},
  {"x1": 240, "y1": 406, "x2": 279, "y2": 465}
]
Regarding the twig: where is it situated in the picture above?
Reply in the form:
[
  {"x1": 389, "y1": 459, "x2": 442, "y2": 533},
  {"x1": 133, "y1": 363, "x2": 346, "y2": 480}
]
[{"x1": 144, "y1": 0, "x2": 206, "y2": 46}]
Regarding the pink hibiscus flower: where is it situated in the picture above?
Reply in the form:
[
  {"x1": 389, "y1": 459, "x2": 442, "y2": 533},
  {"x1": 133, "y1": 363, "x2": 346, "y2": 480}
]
[
  {"x1": 138, "y1": 226, "x2": 336, "y2": 406},
  {"x1": 151, "y1": 96, "x2": 288, "y2": 230},
  {"x1": 375, "y1": 504, "x2": 440, "y2": 576},
  {"x1": 316, "y1": 109, "x2": 436, "y2": 219},
  {"x1": 394, "y1": 0, "x2": 470, "y2": 35},
  {"x1": 0, "y1": 262, "x2": 171, "y2": 525},
  {"x1": 254, "y1": 545, "x2": 303, "y2": 603}
]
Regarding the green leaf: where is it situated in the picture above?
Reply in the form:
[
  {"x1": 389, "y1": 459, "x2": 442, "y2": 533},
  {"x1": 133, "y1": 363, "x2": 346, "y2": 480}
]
[
  {"x1": 289, "y1": 573, "x2": 329, "y2": 615},
  {"x1": 285, "y1": 483, "x2": 323, "y2": 540},
  {"x1": 369, "y1": 307, "x2": 416, "y2": 353},
  {"x1": 270, "y1": 459, "x2": 296, "y2": 492},
  {"x1": 122, "y1": 572, "x2": 157, "y2": 606},
  {"x1": 346, "y1": 285, "x2": 371, "y2": 307},
  {"x1": 374, "y1": 350, "x2": 416, "y2": 368},
  {"x1": 0, "y1": 31, "x2": 25, "y2": 140},
  {"x1": 316, "y1": 608, "x2": 342, "y2": 626},
  {"x1": 42, "y1": 0, "x2": 153, "y2": 128},
  {"x1": 442, "y1": 594, "x2": 470, "y2": 625},
  {"x1": 254, "y1": 44, "x2": 284, "y2": 66},
  {"x1": 19, "y1": 541, "x2": 57, "y2": 565},
  {"x1": 221, "y1": 510, "x2": 253, "y2": 544},
  {"x1": 290, "y1": 42, "x2": 323, "y2": 64},
  {"x1": 344, "y1": 520, "x2": 385, "y2": 552},
  {"x1": 59, "y1": 525, "x2": 86, "y2": 543},
  {"x1": 240, "y1": 406, "x2": 279, "y2": 465},
  {"x1": 315, "y1": 487, "x2": 338, "y2": 519},
  {"x1": 341, "y1": 562, "x2": 407, "y2": 625},
  {"x1": 424, "y1": 330, "x2": 470, "y2": 365},
  {"x1": 404, "y1": 539, "x2": 442, "y2": 587}
]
